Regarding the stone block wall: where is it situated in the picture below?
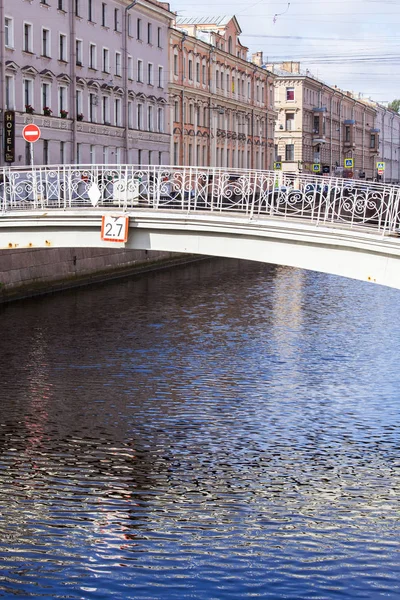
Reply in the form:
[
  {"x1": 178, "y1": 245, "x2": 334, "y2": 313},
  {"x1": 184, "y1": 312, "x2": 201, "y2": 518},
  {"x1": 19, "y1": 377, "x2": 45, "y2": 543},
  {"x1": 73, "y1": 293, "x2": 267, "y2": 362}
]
[{"x1": 0, "y1": 248, "x2": 189, "y2": 302}]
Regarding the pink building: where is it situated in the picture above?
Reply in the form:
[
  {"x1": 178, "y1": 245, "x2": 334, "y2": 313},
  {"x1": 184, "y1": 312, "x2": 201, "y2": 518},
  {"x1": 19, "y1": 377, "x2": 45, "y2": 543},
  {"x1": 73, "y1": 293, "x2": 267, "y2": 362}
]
[
  {"x1": 0, "y1": 0, "x2": 173, "y2": 166},
  {"x1": 169, "y1": 17, "x2": 277, "y2": 169}
]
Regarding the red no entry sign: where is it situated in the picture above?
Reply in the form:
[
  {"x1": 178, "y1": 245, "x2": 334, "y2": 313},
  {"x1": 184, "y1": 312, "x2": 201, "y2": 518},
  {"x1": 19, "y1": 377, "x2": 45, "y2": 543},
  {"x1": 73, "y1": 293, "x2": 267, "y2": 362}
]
[{"x1": 22, "y1": 124, "x2": 41, "y2": 143}]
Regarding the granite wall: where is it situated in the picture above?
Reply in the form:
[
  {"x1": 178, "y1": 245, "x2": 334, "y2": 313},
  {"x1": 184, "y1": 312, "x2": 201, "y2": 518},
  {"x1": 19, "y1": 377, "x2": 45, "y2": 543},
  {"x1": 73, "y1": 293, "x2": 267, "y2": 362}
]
[{"x1": 0, "y1": 248, "x2": 192, "y2": 303}]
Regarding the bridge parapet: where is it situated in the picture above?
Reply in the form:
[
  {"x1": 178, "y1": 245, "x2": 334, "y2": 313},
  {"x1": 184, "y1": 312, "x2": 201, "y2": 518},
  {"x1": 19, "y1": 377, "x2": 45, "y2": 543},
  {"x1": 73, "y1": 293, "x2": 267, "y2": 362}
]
[{"x1": 1, "y1": 165, "x2": 399, "y2": 234}]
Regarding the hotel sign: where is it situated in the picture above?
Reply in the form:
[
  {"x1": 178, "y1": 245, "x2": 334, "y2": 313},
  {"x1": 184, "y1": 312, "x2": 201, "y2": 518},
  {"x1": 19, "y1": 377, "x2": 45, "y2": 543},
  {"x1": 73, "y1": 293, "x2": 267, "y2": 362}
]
[{"x1": 4, "y1": 110, "x2": 15, "y2": 163}]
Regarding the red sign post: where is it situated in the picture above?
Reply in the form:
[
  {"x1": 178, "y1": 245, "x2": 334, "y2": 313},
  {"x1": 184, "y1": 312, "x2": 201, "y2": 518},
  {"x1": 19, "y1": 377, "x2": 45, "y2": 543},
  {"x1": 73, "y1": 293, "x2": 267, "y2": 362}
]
[{"x1": 22, "y1": 124, "x2": 41, "y2": 166}]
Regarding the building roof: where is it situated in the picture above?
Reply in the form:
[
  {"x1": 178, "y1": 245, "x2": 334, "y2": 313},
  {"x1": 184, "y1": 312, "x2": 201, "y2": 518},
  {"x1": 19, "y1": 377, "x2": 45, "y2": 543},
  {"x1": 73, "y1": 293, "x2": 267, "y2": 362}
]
[{"x1": 176, "y1": 16, "x2": 233, "y2": 26}]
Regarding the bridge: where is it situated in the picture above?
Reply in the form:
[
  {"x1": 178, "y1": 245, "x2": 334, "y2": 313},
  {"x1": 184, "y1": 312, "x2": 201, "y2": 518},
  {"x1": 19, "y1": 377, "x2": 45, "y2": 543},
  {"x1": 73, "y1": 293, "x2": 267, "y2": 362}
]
[{"x1": 1, "y1": 164, "x2": 400, "y2": 289}]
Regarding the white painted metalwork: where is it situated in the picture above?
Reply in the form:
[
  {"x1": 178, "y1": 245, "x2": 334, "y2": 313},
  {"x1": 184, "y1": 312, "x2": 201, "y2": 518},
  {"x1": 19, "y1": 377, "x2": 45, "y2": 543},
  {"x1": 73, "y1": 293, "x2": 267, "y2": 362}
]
[{"x1": 1, "y1": 164, "x2": 400, "y2": 235}]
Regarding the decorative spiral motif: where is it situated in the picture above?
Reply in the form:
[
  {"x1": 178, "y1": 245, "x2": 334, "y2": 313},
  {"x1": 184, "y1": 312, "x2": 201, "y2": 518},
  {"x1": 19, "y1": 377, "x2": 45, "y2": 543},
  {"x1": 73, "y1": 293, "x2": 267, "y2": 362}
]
[{"x1": 1, "y1": 165, "x2": 400, "y2": 232}]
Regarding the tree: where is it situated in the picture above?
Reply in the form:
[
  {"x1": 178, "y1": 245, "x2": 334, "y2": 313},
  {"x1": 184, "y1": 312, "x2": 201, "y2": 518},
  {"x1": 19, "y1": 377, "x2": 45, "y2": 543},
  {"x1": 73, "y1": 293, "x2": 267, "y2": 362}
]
[{"x1": 388, "y1": 99, "x2": 400, "y2": 113}]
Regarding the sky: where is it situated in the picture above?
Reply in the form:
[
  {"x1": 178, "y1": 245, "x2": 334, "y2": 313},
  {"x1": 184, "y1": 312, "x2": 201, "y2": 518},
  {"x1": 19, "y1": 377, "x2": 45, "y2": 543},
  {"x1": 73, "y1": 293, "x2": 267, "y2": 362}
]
[{"x1": 170, "y1": 0, "x2": 400, "y2": 104}]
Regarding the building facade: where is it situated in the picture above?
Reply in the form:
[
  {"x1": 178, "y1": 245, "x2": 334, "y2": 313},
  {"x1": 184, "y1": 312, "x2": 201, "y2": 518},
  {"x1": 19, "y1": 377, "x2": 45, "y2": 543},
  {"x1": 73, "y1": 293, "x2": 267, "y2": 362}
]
[
  {"x1": 367, "y1": 102, "x2": 400, "y2": 184},
  {"x1": 169, "y1": 17, "x2": 277, "y2": 169},
  {"x1": 271, "y1": 62, "x2": 380, "y2": 180},
  {"x1": 0, "y1": 0, "x2": 173, "y2": 167}
]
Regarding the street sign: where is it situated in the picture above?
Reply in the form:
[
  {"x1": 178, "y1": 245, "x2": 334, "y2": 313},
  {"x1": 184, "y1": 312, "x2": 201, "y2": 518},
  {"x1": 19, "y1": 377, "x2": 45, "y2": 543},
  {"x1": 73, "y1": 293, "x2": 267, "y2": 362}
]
[
  {"x1": 376, "y1": 161, "x2": 385, "y2": 171},
  {"x1": 101, "y1": 215, "x2": 129, "y2": 243},
  {"x1": 273, "y1": 162, "x2": 282, "y2": 170},
  {"x1": 322, "y1": 166, "x2": 330, "y2": 174},
  {"x1": 312, "y1": 164, "x2": 321, "y2": 172},
  {"x1": 378, "y1": 169, "x2": 384, "y2": 176},
  {"x1": 4, "y1": 111, "x2": 15, "y2": 163},
  {"x1": 344, "y1": 158, "x2": 354, "y2": 168},
  {"x1": 22, "y1": 124, "x2": 41, "y2": 143}
]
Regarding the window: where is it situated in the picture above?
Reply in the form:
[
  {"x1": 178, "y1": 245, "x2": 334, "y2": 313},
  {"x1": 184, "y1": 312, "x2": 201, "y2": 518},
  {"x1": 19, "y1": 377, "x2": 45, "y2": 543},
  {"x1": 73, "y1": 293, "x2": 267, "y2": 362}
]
[
  {"x1": 370, "y1": 134, "x2": 376, "y2": 149},
  {"x1": 147, "y1": 63, "x2": 153, "y2": 85},
  {"x1": 202, "y1": 64, "x2": 206, "y2": 85},
  {"x1": 345, "y1": 125, "x2": 350, "y2": 142},
  {"x1": 76, "y1": 39, "x2": 83, "y2": 65},
  {"x1": 286, "y1": 87, "x2": 295, "y2": 101},
  {"x1": 42, "y1": 28, "x2": 50, "y2": 57},
  {"x1": 103, "y1": 146, "x2": 108, "y2": 163},
  {"x1": 114, "y1": 8, "x2": 120, "y2": 31},
  {"x1": 89, "y1": 43, "x2": 96, "y2": 69},
  {"x1": 157, "y1": 26, "x2": 161, "y2": 47},
  {"x1": 137, "y1": 18, "x2": 142, "y2": 40},
  {"x1": 41, "y1": 82, "x2": 51, "y2": 111},
  {"x1": 313, "y1": 115, "x2": 320, "y2": 134},
  {"x1": 88, "y1": 0, "x2": 93, "y2": 21},
  {"x1": 127, "y1": 56, "x2": 133, "y2": 80},
  {"x1": 23, "y1": 78, "x2": 33, "y2": 107},
  {"x1": 115, "y1": 52, "x2": 121, "y2": 76},
  {"x1": 138, "y1": 149, "x2": 142, "y2": 165},
  {"x1": 157, "y1": 107, "x2": 163, "y2": 132},
  {"x1": 128, "y1": 101, "x2": 133, "y2": 128},
  {"x1": 148, "y1": 105, "x2": 153, "y2": 131},
  {"x1": 101, "y1": 3, "x2": 107, "y2": 26},
  {"x1": 58, "y1": 85, "x2": 67, "y2": 112},
  {"x1": 137, "y1": 104, "x2": 143, "y2": 129},
  {"x1": 102, "y1": 95, "x2": 110, "y2": 123},
  {"x1": 173, "y1": 142, "x2": 178, "y2": 165},
  {"x1": 23, "y1": 23, "x2": 33, "y2": 53},
  {"x1": 174, "y1": 100, "x2": 179, "y2": 122},
  {"x1": 77, "y1": 143, "x2": 81, "y2": 163},
  {"x1": 196, "y1": 63, "x2": 200, "y2": 83},
  {"x1": 43, "y1": 140, "x2": 49, "y2": 165},
  {"x1": 158, "y1": 66, "x2": 163, "y2": 88},
  {"x1": 90, "y1": 145, "x2": 96, "y2": 164},
  {"x1": 114, "y1": 98, "x2": 121, "y2": 126},
  {"x1": 5, "y1": 75, "x2": 15, "y2": 110},
  {"x1": 60, "y1": 141, "x2": 65, "y2": 163},
  {"x1": 5, "y1": 17, "x2": 14, "y2": 48},
  {"x1": 285, "y1": 144, "x2": 294, "y2": 161},
  {"x1": 102, "y1": 48, "x2": 110, "y2": 73},
  {"x1": 76, "y1": 88, "x2": 83, "y2": 115},
  {"x1": 147, "y1": 22, "x2": 152, "y2": 44},
  {"x1": 75, "y1": 0, "x2": 80, "y2": 17},
  {"x1": 137, "y1": 59, "x2": 143, "y2": 82},
  {"x1": 173, "y1": 54, "x2": 178, "y2": 76},
  {"x1": 89, "y1": 92, "x2": 97, "y2": 122},
  {"x1": 127, "y1": 13, "x2": 132, "y2": 36},
  {"x1": 59, "y1": 34, "x2": 67, "y2": 61},
  {"x1": 58, "y1": 0, "x2": 65, "y2": 10},
  {"x1": 148, "y1": 150, "x2": 152, "y2": 164},
  {"x1": 188, "y1": 59, "x2": 193, "y2": 80}
]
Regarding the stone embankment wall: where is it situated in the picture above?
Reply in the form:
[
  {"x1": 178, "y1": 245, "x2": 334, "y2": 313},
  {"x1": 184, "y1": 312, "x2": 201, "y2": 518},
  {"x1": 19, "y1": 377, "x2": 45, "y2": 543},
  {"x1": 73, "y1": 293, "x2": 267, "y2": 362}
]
[{"x1": 0, "y1": 248, "x2": 192, "y2": 303}]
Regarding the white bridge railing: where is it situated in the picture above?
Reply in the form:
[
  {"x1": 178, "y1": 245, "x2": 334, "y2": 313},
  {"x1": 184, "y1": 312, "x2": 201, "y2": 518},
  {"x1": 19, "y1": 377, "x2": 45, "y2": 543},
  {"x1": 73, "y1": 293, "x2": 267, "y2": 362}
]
[{"x1": 1, "y1": 164, "x2": 400, "y2": 234}]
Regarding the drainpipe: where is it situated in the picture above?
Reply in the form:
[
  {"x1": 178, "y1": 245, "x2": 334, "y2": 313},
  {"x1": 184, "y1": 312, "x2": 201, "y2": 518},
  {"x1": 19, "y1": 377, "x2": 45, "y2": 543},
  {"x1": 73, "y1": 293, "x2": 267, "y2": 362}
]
[
  {"x1": 70, "y1": 0, "x2": 77, "y2": 163},
  {"x1": 339, "y1": 95, "x2": 343, "y2": 171},
  {"x1": 0, "y1": 0, "x2": 6, "y2": 166},
  {"x1": 362, "y1": 107, "x2": 366, "y2": 176},
  {"x1": 124, "y1": 1, "x2": 138, "y2": 164},
  {"x1": 179, "y1": 32, "x2": 187, "y2": 165},
  {"x1": 330, "y1": 92, "x2": 336, "y2": 173},
  {"x1": 390, "y1": 112, "x2": 395, "y2": 182}
]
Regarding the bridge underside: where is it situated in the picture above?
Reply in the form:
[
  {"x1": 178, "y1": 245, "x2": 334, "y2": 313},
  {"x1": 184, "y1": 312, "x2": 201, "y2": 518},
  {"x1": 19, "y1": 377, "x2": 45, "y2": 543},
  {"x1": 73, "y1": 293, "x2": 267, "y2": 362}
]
[{"x1": 1, "y1": 211, "x2": 400, "y2": 290}]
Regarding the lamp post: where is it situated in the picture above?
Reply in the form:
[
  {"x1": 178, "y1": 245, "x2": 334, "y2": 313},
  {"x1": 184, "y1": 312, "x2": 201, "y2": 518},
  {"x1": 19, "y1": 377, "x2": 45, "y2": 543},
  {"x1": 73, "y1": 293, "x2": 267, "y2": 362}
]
[{"x1": 124, "y1": 1, "x2": 138, "y2": 164}]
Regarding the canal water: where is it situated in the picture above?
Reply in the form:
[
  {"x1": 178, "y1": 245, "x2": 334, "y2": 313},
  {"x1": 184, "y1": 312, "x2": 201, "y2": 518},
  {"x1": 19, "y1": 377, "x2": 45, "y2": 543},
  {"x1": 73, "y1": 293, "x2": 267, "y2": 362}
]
[{"x1": 0, "y1": 258, "x2": 399, "y2": 599}]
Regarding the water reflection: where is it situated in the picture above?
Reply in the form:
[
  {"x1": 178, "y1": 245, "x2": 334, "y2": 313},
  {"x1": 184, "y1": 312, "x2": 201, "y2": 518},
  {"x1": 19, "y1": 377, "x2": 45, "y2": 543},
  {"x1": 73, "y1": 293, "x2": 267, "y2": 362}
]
[{"x1": 0, "y1": 259, "x2": 399, "y2": 599}]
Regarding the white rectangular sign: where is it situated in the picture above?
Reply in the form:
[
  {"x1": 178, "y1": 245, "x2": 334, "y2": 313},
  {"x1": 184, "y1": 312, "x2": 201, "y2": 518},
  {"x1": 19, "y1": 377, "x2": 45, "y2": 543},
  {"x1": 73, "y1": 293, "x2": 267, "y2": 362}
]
[{"x1": 101, "y1": 215, "x2": 129, "y2": 243}]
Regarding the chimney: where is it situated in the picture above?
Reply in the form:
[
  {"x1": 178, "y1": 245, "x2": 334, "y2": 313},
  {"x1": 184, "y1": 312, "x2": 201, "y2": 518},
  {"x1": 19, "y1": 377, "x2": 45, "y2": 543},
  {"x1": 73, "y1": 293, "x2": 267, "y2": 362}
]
[
  {"x1": 281, "y1": 61, "x2": 300, "y2": 74},
  {"x1": 251, "y1": 51, "x2": 263, "y2": 67}
]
